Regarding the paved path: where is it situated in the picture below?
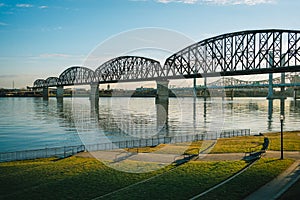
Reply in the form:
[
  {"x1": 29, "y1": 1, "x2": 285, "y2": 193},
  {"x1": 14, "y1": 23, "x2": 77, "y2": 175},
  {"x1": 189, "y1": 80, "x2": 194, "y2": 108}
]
[
  {"x1": 244, "y1": 159, "x2": 300, "y2": 200},
  {"x1": 263, "y1": 150, "x2": 300, "y2": 160},
  {"x1": 191, "y1": 151, "x2": 300, "y2": 200},
  {"x1": 77, "y1": 150, "x2": 181, "y2": 163},
  {"x1": 78, "y1": 150, "x2": 300, "y2": 200},
  {"x1": 77, "y1": 150, "x2": 299, "y2": 163}
]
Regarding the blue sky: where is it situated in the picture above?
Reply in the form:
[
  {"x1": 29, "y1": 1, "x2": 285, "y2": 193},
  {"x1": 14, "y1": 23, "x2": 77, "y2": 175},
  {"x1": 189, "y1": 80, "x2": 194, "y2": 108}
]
[{"x1": 0, "y1": 0, "x2": 299, "y2": 88}]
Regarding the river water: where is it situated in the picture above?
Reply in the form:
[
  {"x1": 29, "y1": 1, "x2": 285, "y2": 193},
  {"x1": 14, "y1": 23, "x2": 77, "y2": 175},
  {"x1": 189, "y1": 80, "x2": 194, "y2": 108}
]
[{"x1": 0, "y1": 97, "x2": 299, "y2": 152}]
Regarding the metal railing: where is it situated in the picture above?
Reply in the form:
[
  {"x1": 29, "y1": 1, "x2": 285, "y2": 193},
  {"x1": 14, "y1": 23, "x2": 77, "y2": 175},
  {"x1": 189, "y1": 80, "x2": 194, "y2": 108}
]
[
  {"x1": 0, "y1": 145, "x2": 85, "y2": 163},
  {"x1": 0, "y1": 129, "x2": 250, "y2": 163}
]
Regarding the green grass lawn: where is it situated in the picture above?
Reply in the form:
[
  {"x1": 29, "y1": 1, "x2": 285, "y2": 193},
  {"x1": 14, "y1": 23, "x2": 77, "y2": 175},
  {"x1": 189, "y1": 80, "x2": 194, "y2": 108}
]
[
  {"x1": 210, "y1": 131, "x2": 300, "y2": 153},
  {"x1": 127, "y1": 131, "x2": 300, "y2": 154},
  {"x1": 0, "y1": 157, "x2": 247, "y2": 200},
  {"x1": 125, "y1": 140, "x2": 207, "y2": 155},
  {"x1": 104, "y1": 160, "x2": 248, "y2": 200},
  {"x1": 0, "y1": 157, "x2": 165, "y2": 200},
  {"x1": 264, "y1": 131, "x2": 300, "y2": 151},
  {"x1": 198, "y1": 158, "x2": 295, "y2": 200},
  {"x1": 0, "y1": 131, "x2": 298, "y2": 200},
  {"x1": 0, "y1": 157, "x2": 293, "y2": 200}
]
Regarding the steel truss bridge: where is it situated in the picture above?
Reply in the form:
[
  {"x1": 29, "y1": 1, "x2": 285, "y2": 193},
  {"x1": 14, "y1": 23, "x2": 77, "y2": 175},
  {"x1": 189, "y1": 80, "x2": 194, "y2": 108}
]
[
  {"x1": 201, "y1": 73, "x2": 300, "y2": 89},
  {"x1": 32, "y1": 29, "x2": 300, "y2": 99}
]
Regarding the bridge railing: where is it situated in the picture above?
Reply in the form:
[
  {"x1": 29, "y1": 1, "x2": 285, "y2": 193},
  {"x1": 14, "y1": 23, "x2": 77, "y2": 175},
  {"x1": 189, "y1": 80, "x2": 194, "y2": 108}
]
[{"x1": 0, "y1": 129, "x2": 250, "y2": 163}]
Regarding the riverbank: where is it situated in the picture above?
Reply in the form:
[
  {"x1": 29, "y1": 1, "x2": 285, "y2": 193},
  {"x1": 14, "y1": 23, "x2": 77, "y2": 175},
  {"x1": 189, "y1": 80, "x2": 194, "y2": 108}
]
[
  {"x1": 0, "y1": 155, "x2": 296, "y2": 200},
  {"x1": 0, "y1": 131, "x2": 299, "y2": 199}
]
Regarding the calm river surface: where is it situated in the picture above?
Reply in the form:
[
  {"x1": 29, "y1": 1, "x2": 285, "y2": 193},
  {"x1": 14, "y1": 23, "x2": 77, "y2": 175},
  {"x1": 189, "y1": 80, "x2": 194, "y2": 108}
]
[{"x1": 0, "y1": 97, "x2": 299, "y2": 152}]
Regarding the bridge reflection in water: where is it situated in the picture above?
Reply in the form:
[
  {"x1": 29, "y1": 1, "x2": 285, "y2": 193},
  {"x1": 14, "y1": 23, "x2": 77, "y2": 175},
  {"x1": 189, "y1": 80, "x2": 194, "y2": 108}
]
[
  {"x1": 51, "y1": 95, "x2": 299, "y2": 149},
  {"x1": 76, "y1": 96, "x2": 171, "y2": 141},
  {"x1": 53, "y1": 96, "x2": 255, "y2": 151}
]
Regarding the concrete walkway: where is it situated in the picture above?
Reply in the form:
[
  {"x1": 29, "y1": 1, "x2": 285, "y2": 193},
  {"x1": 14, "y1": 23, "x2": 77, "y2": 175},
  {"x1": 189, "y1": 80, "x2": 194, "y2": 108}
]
[
  {"x1": 244, "y1": 159, "x2": 300, "y2": 200},
  {"x1": 77, "y1": 150, "x2": 182, "y2": 163},
  {"x1": 77, "y1": 150, "x2": 300, "y2": 199}
]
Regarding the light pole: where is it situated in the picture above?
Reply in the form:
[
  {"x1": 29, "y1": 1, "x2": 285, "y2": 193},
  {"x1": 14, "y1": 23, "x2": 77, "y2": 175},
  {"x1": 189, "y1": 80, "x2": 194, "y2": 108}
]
[{"x1": 280, "y1": 114, "x2": 284, "y2": 159}]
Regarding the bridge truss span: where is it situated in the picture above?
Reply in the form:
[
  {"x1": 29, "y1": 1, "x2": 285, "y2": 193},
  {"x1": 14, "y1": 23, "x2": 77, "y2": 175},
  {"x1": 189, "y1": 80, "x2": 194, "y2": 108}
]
[
  {"x1": 32, "y1": 29, "x2": 300, "y2": 90},
  {"x1": 94, "y1": 56, "x2": 163, "y2": 83},
  {"x1": 58, "y1": 66, "x2": 96, "y2": 86},
  {"x1": 164, "y1": 29, "x2": 300, "y2": 78},
  {"x1": 33, "y1": 79, "x2": 46, "y2": 88},
  {"x1": 45, "y1": 77, "x2": 59, "y2": 87}
]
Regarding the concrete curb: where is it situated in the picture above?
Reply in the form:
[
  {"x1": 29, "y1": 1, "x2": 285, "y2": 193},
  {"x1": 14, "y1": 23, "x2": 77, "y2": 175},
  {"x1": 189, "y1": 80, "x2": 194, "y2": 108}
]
[
  {"x1": 273, "y1": 160, "x2": 300, "y2": 199},
  {"x1": 244, "y1": 160, "x2": 300, "y2": 200}
]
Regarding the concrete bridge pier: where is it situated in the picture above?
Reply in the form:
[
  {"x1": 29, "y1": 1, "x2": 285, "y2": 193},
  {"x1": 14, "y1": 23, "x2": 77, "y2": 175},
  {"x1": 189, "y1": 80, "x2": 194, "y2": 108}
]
[
  {"x1": 90, "y1": 98, "x2": 100, "y2": 125},
  {"x1": 267, "y1": 73, "x2": 274, "y2": 99},
  {"x1": 155, "y1": 80, "x2": 169, "y2": 104},
  {"x1": 229, "y1": 89, "x2": 234, "y2": 100},
  {"x1": 280, "y1": 97, "x2": 285, "y2": 117},
  {"x1": 57, "y1": 97, "x2": 63, "y2": 111},
  {"x1": 193, "y1": 96, "x2": 196, "y2": 129},
  {"x1": 294, "y1": 89, "x2": 300, "y2": 100},
  {"x1": 56, "y1": 86, "x2": 64, "y2": 99},
  {"x1": 201, "y1": 77, "x2": 210, "y2": 98},
  {"x1": 193, "y1": 77, "x2": 197, "y2": 97},
  {"x1": 291, "y1": 74, "x2": 300, "y2": 100},
  {"x1": 90, "y1": 83, "x2": 99, "y2": 107},
  {"x1": 280, "y1": 70, "x2": 286, "y2": 117},
  {"x1": 268, "y1": 99, "x2": 273, "y2": 120},
  {"x1": 155, "y1": 80, "x2": 169, "y2": 136},
  {"x1": 43, "y1": 87, "x2": 49, "y2": 100},
  {"x1": 156, "y1": 99, "x2": 169, "y2": 136},
  {"x1": 267, "y1": 52, "x2": 274, "y2": 99},
  {"x1": 203, "y1": 97, "x2": 207, "y2": 119}
]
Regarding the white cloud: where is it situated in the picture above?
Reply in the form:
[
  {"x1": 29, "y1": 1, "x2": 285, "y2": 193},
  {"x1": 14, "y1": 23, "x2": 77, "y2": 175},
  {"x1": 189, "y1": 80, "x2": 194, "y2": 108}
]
[
  {"x1": 0, "y1": 22, "x2": 7, "y2": 26},
  {"x1": 203, "y1": 0, "x2": 276, "y2": 5},
  {"x1": 184, "y1": 0, "x2": 198, "y2": 3},
  {"x1": 54, "y1": 26, "x2": 62, "y2": 31},
  {"x1": 155, "y1": 0, "x2": 276, "y2": 5},
  {"x1": 16, "y1": 4, "x2": 33, "y2": 8},
  {"x1": 157, "y1": 0, "x2": 198, "y2": 3},
  {"x1": 39, "y1": 5, "x2": 48, "y2": 9},
  {"x1": 40, "y1": 53, "x2": 71, "y2": 58}
]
